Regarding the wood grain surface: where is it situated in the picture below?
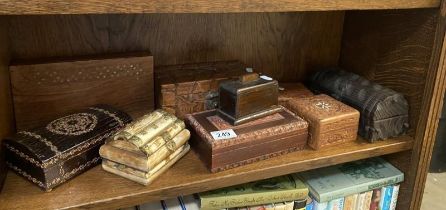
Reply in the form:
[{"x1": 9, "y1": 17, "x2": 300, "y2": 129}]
[
  {"x1": 0, "y1": 0, "x2": 439, "y2": 15},
  {"x1": 0, "y1": 136, "x2": 413, "y2": 210},
  {"x1": 7, "y1": 12, "x2": 344, "y2": 82},
  {"x1": 340, "y1": 8, "x2": 442, "y2": 210},
  {"x1": 340, "y1": 9, "x2": 437, "y2": 137},
  {"x1": 10, "y1": 54, "x2": 154, "y2": 130},
  {"x1": 0, "y1": 17, "x2": 13, "y2": 191},
  {"x1": 410, "y1": 2, "x2": 446, "y2": 209}
]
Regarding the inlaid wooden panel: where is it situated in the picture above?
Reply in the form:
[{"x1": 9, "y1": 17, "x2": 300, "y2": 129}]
[
  {"x1": 8, "y1": 12, "x2": 344, "y2": 82},
  {"x1": 10, "y1": 54, "x2": 154, "y2": 130},
  {"x1": 0, "y1": 17, "x2": 13, "y2": 190},
  {"x1": 0, "y1": 0, "x2": 439, "y2": 15}
]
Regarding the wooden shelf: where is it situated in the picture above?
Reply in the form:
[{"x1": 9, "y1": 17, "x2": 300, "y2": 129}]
[
  {"x1": 0, "y1": 0, "x2": 440, "y2": 15},
  {"x1": 0, "y1": 136, "x2": 413, "y2": 210}
]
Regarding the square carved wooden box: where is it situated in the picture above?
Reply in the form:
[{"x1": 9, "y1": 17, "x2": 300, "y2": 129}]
[{"x1": 287, "y1": 94, "x2": 360, "y2": 150}]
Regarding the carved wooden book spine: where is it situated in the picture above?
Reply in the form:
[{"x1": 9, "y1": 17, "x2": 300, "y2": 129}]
[{"x1": 99, "y1": 110, "x2": 191, "y2": 185}]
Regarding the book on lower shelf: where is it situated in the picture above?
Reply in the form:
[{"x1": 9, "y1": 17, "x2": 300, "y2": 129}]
[
  {"x1": 137, "y1": 195, "x2": 200, "y2": 210},
  {"x1": 299, "y1": 157, "x2": 404, "y2": 203},
  {"x1": 135, "y1": 157, "x2": 402, "y2": 210},
  {"x1": 198, "y1": 173, "x2": 308, "y2": 209}
]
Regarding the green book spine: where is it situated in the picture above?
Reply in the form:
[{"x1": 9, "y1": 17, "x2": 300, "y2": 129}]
[{"x1": 200, "y1": 174, "x2": 308, "y2": 210}]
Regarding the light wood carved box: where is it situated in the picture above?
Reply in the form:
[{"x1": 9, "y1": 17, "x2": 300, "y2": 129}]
[
  {"x1": 0, "y1": 1, "x2": 445, "y2": 210},
  {"x1": 286, "y1": 94, "x2": 360, "y2": 150}
]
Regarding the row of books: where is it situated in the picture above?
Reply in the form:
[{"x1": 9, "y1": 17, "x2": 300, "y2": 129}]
[
  {"x1": 311, "y1": 184, "x2": 400, "y2": 210},
  {"x1": 121, "y1": 157, "x2": 403, "y2": 210},
  {"x1": 122, "y1": 195, "x2": 306, "y2": 210}
]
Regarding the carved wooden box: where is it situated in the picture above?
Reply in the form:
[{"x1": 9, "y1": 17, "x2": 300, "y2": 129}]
[
  {"x1": 186, "y1": 108, "x2": 308, "y2": 172},
  {"x1": 218, "y1": 73, "x2": 280, "y2": 125},
  {"x1": 3, "y1": 105, "x2": 131, "y2": 191},
  {"x1": 308, "y1": 69, "x2": 409, "y2": 142},
  {"x1": 155, "y1": 61, "x2": 246, "y2": 119},
  {"x1": 286, "y1": 94, "x2": 359, "y2": 150},
  {"x1": 10, "y1": 53, "x2": 153, "y2": 130}
]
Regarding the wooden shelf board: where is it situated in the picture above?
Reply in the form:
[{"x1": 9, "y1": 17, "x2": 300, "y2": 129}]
[
  {"x1": 0, "y1": 136, "x2": 413, "y2": 210},
  {"x1": 0, "y1": 0, "x2": 440, "y2": 15}
]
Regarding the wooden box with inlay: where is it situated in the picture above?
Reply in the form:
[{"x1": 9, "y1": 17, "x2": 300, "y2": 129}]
[
  {"x1": 10, "y1": 53, "x2": 153, "y2": 130},
  {"x1": 286, "y1": 94, "x2": 360, "y2": 150},
  {"x1": 3, "y1": 105, "x2": 131, "y2": 191}
]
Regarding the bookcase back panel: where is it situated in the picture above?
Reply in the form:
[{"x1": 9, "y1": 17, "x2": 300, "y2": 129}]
[
  {"x1": 340, "y1": 9, "x2": 438, "y2": 210},
  {"x1": 7, "y1": 12, "x2": 344, "y2": 82},
  {"x1": 340, "y1": 9, "x2": 437, "y2": 136}
]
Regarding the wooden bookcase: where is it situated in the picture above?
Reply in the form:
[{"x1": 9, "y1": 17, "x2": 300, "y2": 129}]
[{"x1": 0, "y1": 1, "x2": 445, "y2": 209}]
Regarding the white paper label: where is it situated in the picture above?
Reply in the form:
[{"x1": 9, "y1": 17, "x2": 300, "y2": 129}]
[
  {"x1": 260, "y1": 75, "x2": 273, "y2": 80},
  {"x1": 210, "y1": 129, "x2": 237, "y2": 140},
  {"x1": 245, "y1": 67, "x2": 253, "y2": 73}
]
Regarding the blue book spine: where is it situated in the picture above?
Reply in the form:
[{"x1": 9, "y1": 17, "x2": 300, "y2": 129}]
[
  {"x1": 306, "y1": 199, "x2": 314, "y2": 210},
  {"x1": 382, "y1": 186, "x2": 394, "y2": 210}
]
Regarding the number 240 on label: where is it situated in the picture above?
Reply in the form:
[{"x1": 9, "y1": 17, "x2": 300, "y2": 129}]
[{"x1": 210, "y1": 129, "x2": 237, "y2": 140}]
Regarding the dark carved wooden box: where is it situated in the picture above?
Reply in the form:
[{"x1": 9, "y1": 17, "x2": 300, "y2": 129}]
[
  {"x1": 155, "y1": 61, "x2": 247, "y2": 119},
  {"x1": 309, "y1": 69, "x2": 409, "y2": 142},
  {"x1": 186, "y1": 108, "x2": 308, "y2": 173},
  {"x1": 3, "y1": 105, "x2": 131, "y2": 191},
  {"x1": 218, "y1": 73, "x2": 280, "y2": 125}
]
